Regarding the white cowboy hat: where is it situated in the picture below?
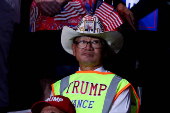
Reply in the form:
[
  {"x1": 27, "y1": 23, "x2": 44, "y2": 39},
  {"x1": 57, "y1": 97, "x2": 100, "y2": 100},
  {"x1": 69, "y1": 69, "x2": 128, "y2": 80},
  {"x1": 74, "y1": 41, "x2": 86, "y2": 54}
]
[{"x1": 61, "y1": 15, "x2": 123, "y2": 55}]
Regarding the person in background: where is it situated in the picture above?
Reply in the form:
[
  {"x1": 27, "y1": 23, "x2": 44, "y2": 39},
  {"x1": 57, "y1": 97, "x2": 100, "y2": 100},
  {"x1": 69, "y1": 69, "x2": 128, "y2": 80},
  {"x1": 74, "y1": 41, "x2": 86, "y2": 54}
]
[
  {"x1": 131, "y1": 1, "x2": 170, "y2": 113},
  {"x1": 114, "y1": 0, "x2": 170, "y2": 112},
  {"x1": 31, "y1": 95, "x2": 76, "y2": 113},
  {"x1": 0, "y1": 0, "x2": 21, "y2": 112}
]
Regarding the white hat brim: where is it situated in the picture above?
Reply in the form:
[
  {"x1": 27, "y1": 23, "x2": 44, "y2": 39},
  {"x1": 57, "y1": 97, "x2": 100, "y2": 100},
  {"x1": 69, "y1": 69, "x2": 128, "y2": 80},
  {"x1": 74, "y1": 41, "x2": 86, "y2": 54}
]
[{"x1": 61, "y1": 26, "x2": 123, "y2": 55}]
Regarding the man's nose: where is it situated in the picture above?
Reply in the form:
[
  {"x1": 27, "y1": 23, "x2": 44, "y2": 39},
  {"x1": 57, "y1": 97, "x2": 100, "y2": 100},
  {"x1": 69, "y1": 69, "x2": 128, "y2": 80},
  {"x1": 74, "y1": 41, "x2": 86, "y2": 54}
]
[{"x1": 85, "y1": 42, "x2": 93, "y2": 50}]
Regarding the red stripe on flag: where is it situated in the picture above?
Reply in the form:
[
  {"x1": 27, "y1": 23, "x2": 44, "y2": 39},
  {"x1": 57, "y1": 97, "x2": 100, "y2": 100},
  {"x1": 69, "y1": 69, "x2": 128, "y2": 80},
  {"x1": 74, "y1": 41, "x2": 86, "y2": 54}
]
[
  {"x1": 111, "y1": 11, "x2": 123, "y2": 25},
  {"x1": 95, "y1": 9, "x2": 108, "y2": 21},
  {"x1": 108, "y1": 13, "x2": 119, "y2": 27},
  {"x1": 64, "y1": 2, "x2": 83, "y2": 11},
  {"x1": 102, "y1": 2, "x2": 114, "y2": 11},
  {"x1": 94, "y1": 2, "x2": 113, "y2": 22},
  {"x1": 104, "y1": 12, "x2": 123, "y2": 31}
]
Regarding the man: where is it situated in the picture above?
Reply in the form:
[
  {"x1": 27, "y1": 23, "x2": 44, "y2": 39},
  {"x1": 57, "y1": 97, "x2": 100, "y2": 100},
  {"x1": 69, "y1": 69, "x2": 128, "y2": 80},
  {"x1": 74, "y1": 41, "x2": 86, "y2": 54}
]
[
  {"x1": 51, "y1": 15, "x2": 140, "y2": 113},
  {"x1": 31, "y1": 95, "x2": 76, "y2": 113}
]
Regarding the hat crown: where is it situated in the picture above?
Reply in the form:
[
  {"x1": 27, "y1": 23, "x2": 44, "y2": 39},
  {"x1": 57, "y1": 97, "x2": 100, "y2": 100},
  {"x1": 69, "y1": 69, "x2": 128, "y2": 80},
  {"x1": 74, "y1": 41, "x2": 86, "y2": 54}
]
[{"x1": 76, "y1": 15, "x2": 104, "y2": 33}]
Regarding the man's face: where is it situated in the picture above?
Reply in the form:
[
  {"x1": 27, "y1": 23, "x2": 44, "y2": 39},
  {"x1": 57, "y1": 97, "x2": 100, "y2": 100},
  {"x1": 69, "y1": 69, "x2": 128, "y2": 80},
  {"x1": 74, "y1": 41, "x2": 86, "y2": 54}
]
[
  {"x1": 41, "y1": 106, "x2": 65, "y2": 113},
  {"x1": 72, "y1": 36, "x2": 105, "y2": 67}
]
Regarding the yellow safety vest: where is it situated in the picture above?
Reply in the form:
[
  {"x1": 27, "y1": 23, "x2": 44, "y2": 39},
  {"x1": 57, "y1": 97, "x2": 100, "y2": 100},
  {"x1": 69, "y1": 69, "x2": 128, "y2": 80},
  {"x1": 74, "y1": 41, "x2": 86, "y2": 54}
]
[{"x1": 52, "y1": 71, "x2": 140, "y2": 113}]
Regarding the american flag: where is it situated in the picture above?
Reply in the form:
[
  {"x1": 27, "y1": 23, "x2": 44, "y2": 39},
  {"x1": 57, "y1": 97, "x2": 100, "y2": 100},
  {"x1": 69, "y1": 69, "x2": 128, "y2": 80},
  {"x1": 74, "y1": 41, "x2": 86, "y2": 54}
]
[
  {"x1": 54, "y1": 1, "x2": 87, "y2": 21},
  {"x1": 94, "y1": 2, "x2": 123, "y2": 31}
]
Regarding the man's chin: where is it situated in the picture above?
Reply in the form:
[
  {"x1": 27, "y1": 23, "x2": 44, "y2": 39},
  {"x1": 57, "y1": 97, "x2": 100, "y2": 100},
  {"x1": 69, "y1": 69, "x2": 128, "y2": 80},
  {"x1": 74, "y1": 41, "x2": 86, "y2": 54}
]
[{"x1": 79, "y1": 58, "x2": 95, "y2": 64}]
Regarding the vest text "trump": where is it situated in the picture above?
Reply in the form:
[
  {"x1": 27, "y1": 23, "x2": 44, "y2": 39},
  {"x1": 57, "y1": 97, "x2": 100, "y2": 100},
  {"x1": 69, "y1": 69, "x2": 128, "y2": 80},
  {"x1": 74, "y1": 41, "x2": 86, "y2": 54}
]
[{"x1": 66, "y1": 80, "x2": 107, "y2": 96}]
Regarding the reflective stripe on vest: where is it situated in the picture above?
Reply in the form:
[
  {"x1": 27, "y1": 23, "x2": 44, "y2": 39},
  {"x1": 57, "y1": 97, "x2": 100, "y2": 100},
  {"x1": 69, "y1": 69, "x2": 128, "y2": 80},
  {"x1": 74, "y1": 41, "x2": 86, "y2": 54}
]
[
  {"x1": 102, "y1": 76, "x2": 122, "y2": 113},
  {"x1": 60, "y1": 76, "x2": 70, "y2": 96}
]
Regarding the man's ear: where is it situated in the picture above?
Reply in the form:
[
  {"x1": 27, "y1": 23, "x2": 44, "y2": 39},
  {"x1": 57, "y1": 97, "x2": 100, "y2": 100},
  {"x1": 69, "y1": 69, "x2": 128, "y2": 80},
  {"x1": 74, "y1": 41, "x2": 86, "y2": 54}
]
[{"x1": 72, "y1": 44, "x2": 76, "y2": 56}]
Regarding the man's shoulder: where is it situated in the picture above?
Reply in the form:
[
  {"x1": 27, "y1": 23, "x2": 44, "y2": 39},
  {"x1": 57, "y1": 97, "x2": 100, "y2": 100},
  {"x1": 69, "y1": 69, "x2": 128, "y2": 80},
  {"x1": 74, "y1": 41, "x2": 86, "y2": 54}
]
[{"x1": 115, "y1": 77, "x2": 130, "y2": 93}]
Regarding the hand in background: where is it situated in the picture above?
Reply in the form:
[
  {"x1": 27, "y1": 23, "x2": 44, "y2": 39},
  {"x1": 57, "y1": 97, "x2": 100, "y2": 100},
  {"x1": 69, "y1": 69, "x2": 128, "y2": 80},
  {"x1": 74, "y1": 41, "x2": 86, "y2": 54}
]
[
  {"x1": 116, "y1": 3, "x2": 136, "y2": 31},
  {"x1": 35, "y1": 0, "x2": 70, "y2": 17}
]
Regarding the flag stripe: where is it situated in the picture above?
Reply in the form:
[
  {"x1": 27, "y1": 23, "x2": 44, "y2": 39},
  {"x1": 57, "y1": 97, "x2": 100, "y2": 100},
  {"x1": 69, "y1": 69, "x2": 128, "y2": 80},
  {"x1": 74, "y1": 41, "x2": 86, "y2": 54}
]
[
  {"x1": 95, "y1": 9, "x2": 108, "y2": 21},
  {"x1": 102, "y1": 2, "x2": 114, "y2": 11},
  {"x1": 109, "y1": 14, "x2": 119, "y2": 27},
  {"x1": 94, "y1": 2, "x2": 113, "y2": 22},
  {"x1": 55, "y1": 9, "x2": 86, "y2": 18},
  {"x1": 96, "y1": 8, "x2": 111, "y2": 17},
  {"x1": 65, "y1": 2, "x2": 82, "y2": 11},
  {"x1": 100, "y1": 3, "x2": 113, "y2": 13},
  {"x1": 54, "y1": 11, "x2": 85, "y2": 20},
  {"x1": 111, "y1": 12, "x2": 123, "y2": 24},
  {"x1": 54, "y1": 1, "x2": 87, "y2": 20}
]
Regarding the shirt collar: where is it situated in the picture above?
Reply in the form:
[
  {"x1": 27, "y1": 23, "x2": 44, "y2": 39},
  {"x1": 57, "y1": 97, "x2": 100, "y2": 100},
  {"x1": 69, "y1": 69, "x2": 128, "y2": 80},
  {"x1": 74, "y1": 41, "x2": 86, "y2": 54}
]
[{"x1": 78, "y1": 65, "x2": 108, "y2": 72}]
